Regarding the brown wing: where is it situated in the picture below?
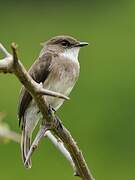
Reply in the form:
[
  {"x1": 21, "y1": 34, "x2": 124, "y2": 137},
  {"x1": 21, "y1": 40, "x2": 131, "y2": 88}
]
[{"x1": 18, "y1": 52, "x2": 53, "y2": 127}]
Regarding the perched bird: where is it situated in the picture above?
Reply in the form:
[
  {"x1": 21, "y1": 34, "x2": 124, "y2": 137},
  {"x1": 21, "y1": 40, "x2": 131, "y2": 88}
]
[{"x1": 18, "y1": 35, "x2": 88, "y2": 168}]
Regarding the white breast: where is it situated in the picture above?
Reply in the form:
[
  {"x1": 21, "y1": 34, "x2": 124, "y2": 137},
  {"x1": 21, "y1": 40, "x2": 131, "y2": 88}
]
[{"x1": 44, "y1": 72, "x2": 75, "y2": 111}]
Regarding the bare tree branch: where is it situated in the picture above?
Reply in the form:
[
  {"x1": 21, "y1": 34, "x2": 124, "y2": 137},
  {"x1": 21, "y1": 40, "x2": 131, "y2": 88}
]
[
  {"x1": 0, "y1": 43, "x2": 13, "y2": 73},
  {"x1": 36, "y1": 84, "x2": 70, "y2": 100},
  {"x1": 24, "y1": 127, "x2": 77, "y2": 174},
  {"x1": 0, "y1": 43, "x2": 95, "y2": 180},
  {"x1": 0, "y1": 43, "x2": 69, "y2": 100},
  {"x1": 0, "y1": 115, "x2": 75, "y2": 172},
  {"x1": 46, "y1": 131, "x2": 77, "y2": 173}
]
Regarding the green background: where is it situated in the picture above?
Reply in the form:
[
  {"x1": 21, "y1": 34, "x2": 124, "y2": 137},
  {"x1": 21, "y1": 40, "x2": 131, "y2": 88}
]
[{"x1": 0, "y1": 0, "x2": 135, "y2": 179}]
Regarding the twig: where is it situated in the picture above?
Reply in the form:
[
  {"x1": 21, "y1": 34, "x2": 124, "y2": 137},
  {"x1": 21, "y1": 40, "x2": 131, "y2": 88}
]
[
  {"x1": 25, "y1": 127, "x2": 77, "y2": 174},
  {"x1": 46, "y1": 131, "x2": 77, "y2": 174},
  {"x1": 0, "y1": 43, "x2": 94, "y2": 180},
  {"x1": 0, "y1": 43, "x2": 11, "y2": 56},
  {"x1": 36, "y1": 84, "x2": 70, "y2": 100},
  {"x1": 0, "y1": 43, "x2": 69, "y2": 100},
  {"x1": 0, "y1": 43, "x2": 13, "y2": 73}
]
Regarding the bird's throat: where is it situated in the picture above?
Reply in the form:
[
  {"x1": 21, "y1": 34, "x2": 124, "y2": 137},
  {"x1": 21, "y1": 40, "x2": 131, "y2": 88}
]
[{"x1": 60, "y1": 47, "x2": 80, "y2": 63}]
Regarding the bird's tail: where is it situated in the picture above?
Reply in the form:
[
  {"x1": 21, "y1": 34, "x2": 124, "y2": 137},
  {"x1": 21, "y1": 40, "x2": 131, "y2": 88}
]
[{"x1": 21, "y1": 128, "x2": 32, "y2": 169}]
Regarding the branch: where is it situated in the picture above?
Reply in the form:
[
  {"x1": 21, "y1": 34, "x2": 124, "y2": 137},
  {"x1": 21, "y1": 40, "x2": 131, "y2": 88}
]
[
  {"x1": 0, "y1": 113, "x2": 76, "y2": 173},
  {"x1": 0, "y1": 43, "x2": 69, "y2": 100},
  {"x1": 0, "y1": 43, "x2": 13, "y2": 73},
  {"x1": 37, "y1": 84, "x2": 70, "y2": 100},
  {"x1": 46, "y1": 131, "x2": 77, "y2": 173},
  {"x1": 0, "y1": 43, "x2": 95, "y2": 180},
  {"x1": 24, "y1": 127, "x2": 77, "y2": 174}
]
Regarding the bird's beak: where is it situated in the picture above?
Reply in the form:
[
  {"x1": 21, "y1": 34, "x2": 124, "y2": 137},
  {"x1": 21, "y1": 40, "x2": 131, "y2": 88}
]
[{"x1": 73, "y1": 42, "x2": 89, "y2": 48}]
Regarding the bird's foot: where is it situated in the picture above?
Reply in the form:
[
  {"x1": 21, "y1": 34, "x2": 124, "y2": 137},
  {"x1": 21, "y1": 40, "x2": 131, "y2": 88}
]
[{"x1": 48, "y1": 105, "x2": 63, "y2": 131}]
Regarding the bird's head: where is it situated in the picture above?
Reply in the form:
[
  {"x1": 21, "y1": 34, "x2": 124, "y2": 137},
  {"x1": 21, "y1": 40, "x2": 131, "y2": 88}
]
[{"x1": 42, "y1": 35, "x2": 88, "y2": 61}]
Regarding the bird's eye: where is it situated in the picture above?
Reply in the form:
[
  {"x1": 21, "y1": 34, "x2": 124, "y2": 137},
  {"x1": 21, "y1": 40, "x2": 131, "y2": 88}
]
[{"x1": 61, "y1": 40, "x2": 70, "y2": 47}]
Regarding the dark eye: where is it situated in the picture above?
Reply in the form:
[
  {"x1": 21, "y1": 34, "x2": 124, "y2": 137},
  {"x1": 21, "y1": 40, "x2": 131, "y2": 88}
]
[{"x1": 61, "y1": 40, "x2": 70, "y2": 47}]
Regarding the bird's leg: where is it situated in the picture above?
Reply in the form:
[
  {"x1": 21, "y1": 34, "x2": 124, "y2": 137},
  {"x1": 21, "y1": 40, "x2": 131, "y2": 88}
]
[
  {"x1": 41, "y1": 104, "x2": 56, "y2": 128},
  {"x1": 48, "y1": 105, "x2": 63, "y2": 130},
  {"x1": 47, "y1": 105, "x2": 63, "y2": 131},
  {"x1": 47, "y1": 104, "x2": 62, "y2": 130}
]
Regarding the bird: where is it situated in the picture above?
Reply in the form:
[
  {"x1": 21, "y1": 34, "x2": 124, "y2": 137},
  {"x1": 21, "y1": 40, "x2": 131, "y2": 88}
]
[{"x1": 18, "y1": 35, "x2": 88, "y2": 168}]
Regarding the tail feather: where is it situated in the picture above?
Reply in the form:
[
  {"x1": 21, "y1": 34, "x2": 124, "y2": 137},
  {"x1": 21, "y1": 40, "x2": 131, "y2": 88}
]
[
  {"x1": 21, "y1": 129, "x2": 32, "y2": 169},
  {"x1": 20, "y1": 104, "x2": 41, "y2": 168}
]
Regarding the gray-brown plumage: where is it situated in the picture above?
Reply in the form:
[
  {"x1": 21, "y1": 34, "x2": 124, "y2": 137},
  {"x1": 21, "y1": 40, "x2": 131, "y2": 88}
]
[{"x1": 18, "y1": 35, "x2": 88, "y2": 168}]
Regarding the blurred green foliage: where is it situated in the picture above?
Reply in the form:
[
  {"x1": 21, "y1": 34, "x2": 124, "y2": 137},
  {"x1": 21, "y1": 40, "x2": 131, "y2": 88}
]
[{"x1": 0, "y1": 0, "x2": 135, "y2": 179}]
